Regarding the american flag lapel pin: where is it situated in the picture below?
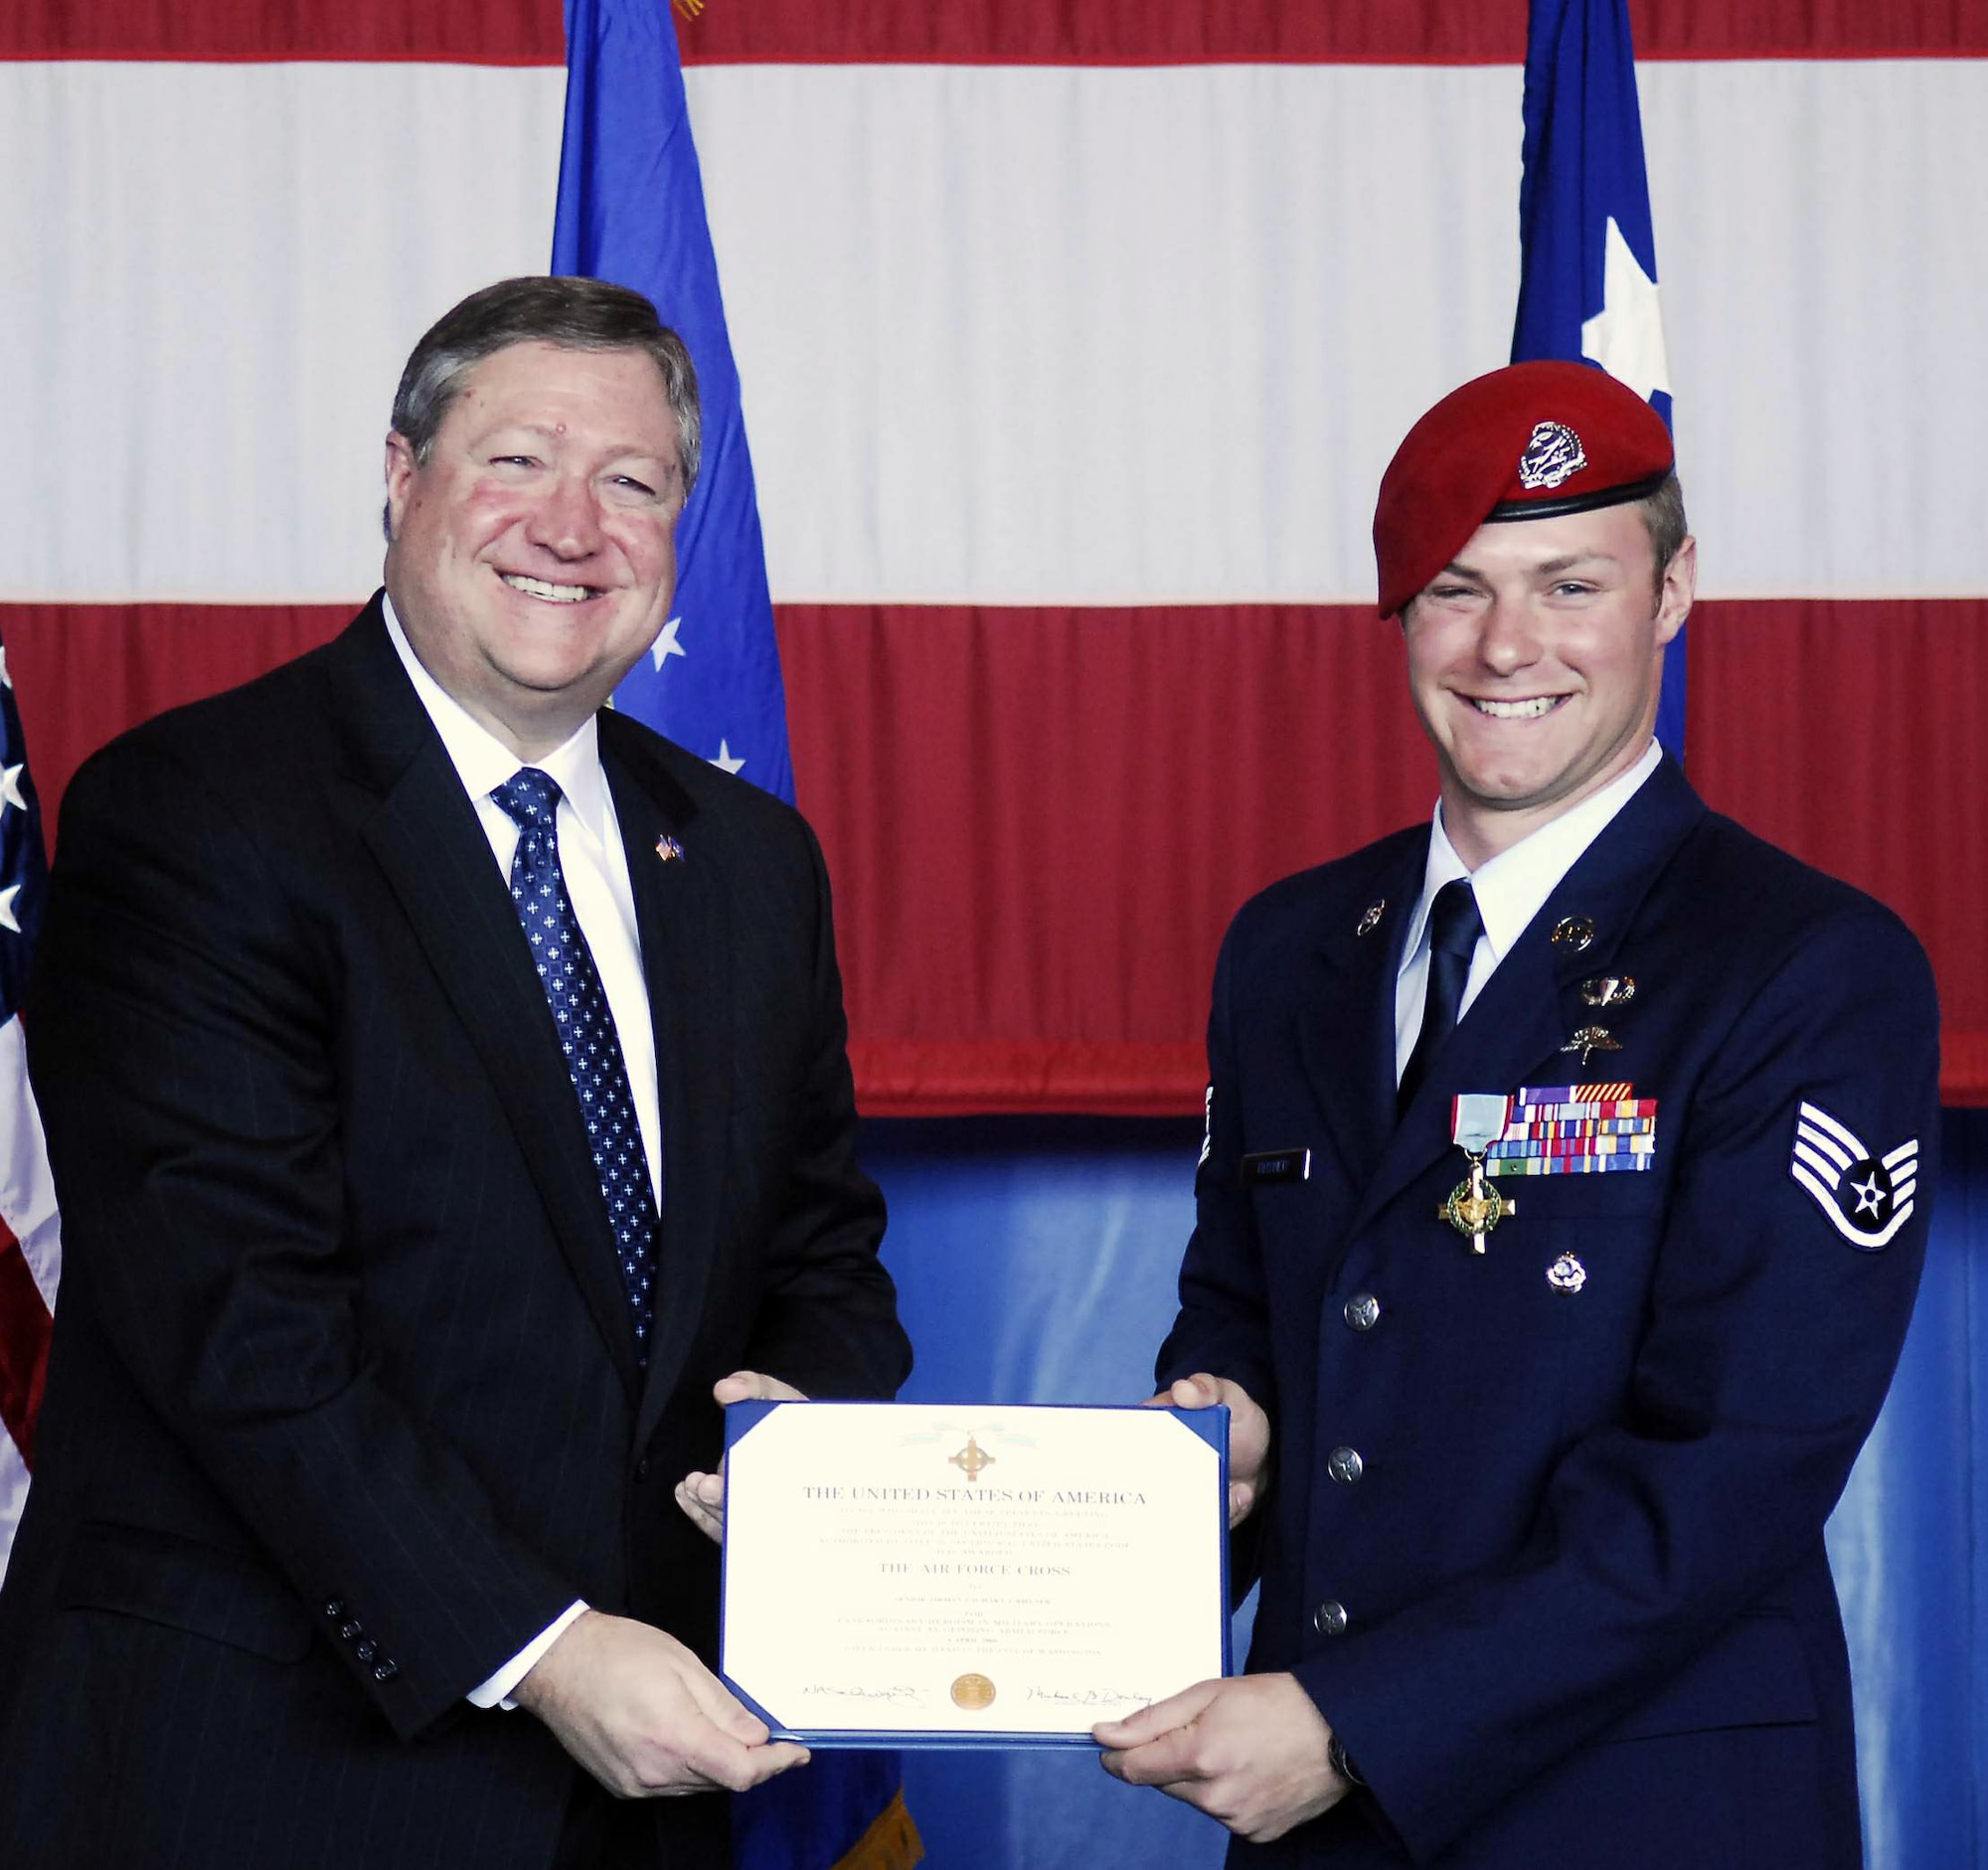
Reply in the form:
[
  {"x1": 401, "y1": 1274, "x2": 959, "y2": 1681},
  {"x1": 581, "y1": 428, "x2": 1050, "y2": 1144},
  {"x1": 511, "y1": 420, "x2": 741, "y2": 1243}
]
[{"x1": 655, "y1": 835, "x2": 685, "y2": 865}]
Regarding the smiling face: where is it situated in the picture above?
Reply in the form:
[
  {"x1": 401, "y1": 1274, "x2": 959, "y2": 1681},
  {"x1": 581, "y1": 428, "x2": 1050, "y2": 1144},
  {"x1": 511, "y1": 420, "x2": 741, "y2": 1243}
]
[
  {"x1": 1402, "y1": 501, "x2": 1695, "y2": 867},
  {"x1": 383, "y1": 340, "x2": 686, "y2": 760}
]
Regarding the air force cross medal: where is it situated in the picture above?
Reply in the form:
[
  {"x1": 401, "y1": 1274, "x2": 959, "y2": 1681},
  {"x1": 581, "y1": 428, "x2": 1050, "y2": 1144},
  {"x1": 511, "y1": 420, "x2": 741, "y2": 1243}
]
[
  {"x1": 1439, "y1": 1095, "x2": 1516, "y2": 1255},
  {"x1": 1789, "y1": 1102, "x2": 1917, "y2": 1251}
]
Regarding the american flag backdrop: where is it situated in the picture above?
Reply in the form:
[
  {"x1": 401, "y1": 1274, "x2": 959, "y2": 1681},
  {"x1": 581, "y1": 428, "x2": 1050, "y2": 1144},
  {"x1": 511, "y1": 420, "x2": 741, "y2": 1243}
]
[
  {"x1": 3, "y1": 0, "x2": 1985, "y2": 1552},
  {"x1": 2, "y1": 0, "x2": 1983, "y2": 1132},
  {"x1": 0, "y1": 629, "x2": 58, "y2": 1588}
]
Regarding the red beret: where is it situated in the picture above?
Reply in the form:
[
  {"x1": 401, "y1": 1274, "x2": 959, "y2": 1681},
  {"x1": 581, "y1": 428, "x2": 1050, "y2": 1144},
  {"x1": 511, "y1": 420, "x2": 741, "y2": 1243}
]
[{"x1": 1373, "y1": 361, "x2": 1674, "y2": 618}]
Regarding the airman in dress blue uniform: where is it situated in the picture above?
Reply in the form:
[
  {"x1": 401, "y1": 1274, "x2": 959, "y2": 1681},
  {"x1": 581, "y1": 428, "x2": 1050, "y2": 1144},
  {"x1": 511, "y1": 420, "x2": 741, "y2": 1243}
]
[{"x1": 1096, "y1": 362, "x2": 1939, "y2": 1868}]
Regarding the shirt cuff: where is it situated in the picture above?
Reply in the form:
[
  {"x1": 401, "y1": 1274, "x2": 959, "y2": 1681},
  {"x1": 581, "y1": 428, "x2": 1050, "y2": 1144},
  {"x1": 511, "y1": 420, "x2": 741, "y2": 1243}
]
[{"x1": 466, "y1": 1601, "x2": 590, "y2": 1711}]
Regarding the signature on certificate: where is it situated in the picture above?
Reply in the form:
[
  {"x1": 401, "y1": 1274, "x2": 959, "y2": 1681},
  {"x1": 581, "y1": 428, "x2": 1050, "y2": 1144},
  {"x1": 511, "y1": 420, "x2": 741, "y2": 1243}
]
[
  {"x1": 1024, "y1": 1685, "x2": 1150, "y2": 1708},
  {"x1": 801, "y1": 1683, "x2": 926, "y2": 1705}
]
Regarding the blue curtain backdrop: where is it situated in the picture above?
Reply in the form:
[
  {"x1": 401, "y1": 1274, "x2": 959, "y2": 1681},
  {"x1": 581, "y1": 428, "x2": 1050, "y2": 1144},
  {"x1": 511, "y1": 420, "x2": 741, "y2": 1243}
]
[{"x1": 864, "y1": 1110, "x2": 1988, "y2": 1870}]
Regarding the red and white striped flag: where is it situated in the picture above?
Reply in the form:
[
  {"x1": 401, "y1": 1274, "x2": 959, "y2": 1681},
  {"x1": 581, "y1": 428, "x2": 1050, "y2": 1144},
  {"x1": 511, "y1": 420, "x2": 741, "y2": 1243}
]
[
  {"x1": 2, "y1": 0, "x2": 1982, "y2": 1136},
  {"x1": 0, "y1": 628, "x2": 59, "y2": 1583}
]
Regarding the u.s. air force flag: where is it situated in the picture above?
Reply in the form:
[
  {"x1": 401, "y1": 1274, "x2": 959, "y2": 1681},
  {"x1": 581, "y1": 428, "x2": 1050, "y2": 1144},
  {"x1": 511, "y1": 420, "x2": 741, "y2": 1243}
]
[
  {"x1": 553, "y1": 0, "x2": 793, "y2": 804},
  {"x1": 552, "y1": 10, "x2": 916, "y2": 1864},
  {"x1": 1511, "y1": 0, "x2": 1685, "y2": 761}
]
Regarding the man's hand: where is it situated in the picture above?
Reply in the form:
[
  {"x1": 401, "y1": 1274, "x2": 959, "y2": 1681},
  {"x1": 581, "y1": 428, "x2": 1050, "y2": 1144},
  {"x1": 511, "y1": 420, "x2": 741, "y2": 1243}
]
[
  {"x1": 1145, "y1": 1373, "x2": 1271, "y2": 1529},
  {"x1": 675, "y1": 1371, "x2": 808, "y2": 1544},
  {"x1": 513, "y1": 1610, "x2": 807, "y2": 1796},
  {"x1": 1094, "y1": 1672, "x2": 1349, "y2": 1843}
]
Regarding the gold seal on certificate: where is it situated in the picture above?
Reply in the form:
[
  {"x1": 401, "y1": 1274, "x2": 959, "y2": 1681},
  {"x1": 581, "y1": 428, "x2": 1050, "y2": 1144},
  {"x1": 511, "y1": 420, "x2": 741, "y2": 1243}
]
[{"x1": 720, "y1": 1402, "x2": 1231, "y2": 1747}]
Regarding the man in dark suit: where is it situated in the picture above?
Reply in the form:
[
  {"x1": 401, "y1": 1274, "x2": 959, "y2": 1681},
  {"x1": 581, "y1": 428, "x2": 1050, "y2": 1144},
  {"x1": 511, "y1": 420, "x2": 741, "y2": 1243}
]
[
  {"x1": 1097, "y1": 362, "x2": 1939, "y2": 1866},
  {"x1": 0, "y1": 276, "x2": 911, "y2": 1868}
]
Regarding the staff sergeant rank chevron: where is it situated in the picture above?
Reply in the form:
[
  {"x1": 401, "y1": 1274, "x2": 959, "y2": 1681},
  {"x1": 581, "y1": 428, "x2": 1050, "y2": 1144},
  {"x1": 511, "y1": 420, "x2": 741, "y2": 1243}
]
[{"x1": 1789, "y1": 1102, "x2": 1918, "y2": 1251}]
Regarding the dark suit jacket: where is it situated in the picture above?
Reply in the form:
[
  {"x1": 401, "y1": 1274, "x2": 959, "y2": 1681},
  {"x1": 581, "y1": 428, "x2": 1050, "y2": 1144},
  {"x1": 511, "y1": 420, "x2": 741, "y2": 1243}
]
[
  {"x1": 1162, "y1": 757, "x2": 1938, "y2": 1869},
  {"x1": 0, "y1": 599, "x2": 911, "y2": 1869}
]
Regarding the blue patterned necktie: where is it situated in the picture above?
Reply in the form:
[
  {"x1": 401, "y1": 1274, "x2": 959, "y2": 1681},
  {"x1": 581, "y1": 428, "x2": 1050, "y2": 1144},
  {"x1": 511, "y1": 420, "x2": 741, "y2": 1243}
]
[{"x1": 492, "y1": 767, "x2": 660, "y2": 1362}]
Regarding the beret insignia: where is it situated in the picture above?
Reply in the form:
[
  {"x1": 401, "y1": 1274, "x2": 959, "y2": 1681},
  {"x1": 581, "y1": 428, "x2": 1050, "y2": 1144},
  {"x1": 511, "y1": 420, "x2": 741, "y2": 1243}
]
[{"x1": 1516, "y1": 421, "x2": 1588, "y2": 492}]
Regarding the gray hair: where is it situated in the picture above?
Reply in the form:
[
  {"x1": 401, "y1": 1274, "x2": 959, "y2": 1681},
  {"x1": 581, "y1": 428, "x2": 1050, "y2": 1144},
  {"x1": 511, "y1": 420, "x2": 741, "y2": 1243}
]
[{"x1": 384, "y1": 275, "x2": 700, "y2": 538}]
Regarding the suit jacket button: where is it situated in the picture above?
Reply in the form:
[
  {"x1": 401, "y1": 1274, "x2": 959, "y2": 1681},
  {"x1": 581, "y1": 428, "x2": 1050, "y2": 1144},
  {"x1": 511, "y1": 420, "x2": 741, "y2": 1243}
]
[
  {"x1": 356, "y1": 1639, "x2": 377, "y2": 1662},
  {"x1": 373, "y1": 1660, "x2": 400, "y2": 1683},
  {"x1": 338, "y1": 1620, "x2": 363, "y2": 1641},
  {"x1": 1313, "y1": 1600, "x2": 1349, "y2": 1636},
  {"x1": 324, "y1": 1600, "x2": 345, "y2": 1619},
  {"x1": 635, "y1": 1455, "x2": 653, "y2": 1481},
  {"x1": 1327, "y1": 1446, "x2": 1365, "y2": 1485},
  {"x1": 1344, "y1": 1293, "x2": 1382, "y2": 1331}
]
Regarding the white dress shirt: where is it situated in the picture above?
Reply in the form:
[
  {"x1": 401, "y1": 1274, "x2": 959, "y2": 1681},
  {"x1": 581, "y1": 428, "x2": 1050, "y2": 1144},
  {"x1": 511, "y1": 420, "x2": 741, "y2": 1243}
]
[
  {"x1": 384, "y1": 596, "x2": 667, "y2": 1706},
  {"x1": 1394, "y1": 740, "x2": 1664, "y2": 1086},
  {"x1": 382, "y1": 599, "x2": 665, "y2": 1210}
]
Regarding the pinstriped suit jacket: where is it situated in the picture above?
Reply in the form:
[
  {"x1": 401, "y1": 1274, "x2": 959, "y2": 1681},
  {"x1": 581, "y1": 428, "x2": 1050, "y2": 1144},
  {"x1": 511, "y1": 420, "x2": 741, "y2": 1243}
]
[{"x1": 0, "y1": 598, "x2": 911, "y2": 1868}]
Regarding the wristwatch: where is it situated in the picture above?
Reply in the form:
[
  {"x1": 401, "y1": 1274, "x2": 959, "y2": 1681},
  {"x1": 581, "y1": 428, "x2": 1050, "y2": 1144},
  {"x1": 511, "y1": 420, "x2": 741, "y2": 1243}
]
[{"x1": 1327, "y1": 1732, "x2": 1365, "y2": 1788}]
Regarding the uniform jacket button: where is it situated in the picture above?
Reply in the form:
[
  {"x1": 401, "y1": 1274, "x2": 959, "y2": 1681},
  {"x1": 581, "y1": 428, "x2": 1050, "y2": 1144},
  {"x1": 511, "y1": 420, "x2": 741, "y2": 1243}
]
[
  {"x1": 1344, "y1": 1293, "x2": 1382, "y2": 1331},
  {"x1": 1327, "y1": 1446, "x2": 1365, "y2": 1485},
  {"x1": 1313, "y1": 1600, "x2": 1349, "y2": 1636}
]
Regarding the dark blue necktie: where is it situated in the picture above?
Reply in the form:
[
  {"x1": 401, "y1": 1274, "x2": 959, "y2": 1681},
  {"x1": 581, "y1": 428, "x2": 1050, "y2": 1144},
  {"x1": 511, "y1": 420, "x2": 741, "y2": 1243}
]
[
  {"x1": 492, "y1": 767, "x2": 660, "y2": 1361},
  {"x1": 1399, "y1": 878, "x2": 1484, "y2": 1114}
]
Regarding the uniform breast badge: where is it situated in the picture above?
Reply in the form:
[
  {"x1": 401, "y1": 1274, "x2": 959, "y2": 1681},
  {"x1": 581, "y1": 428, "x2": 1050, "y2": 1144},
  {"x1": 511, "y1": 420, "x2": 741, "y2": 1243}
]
[
  {"x1": 1560, "y1": 1025, "x2": 1621, "y2": 1068},
  {"x1": 1565, "y1": 974, "x2": 1633, "y2": 1066},
  {"x1": 1550, "y1": 916, "x2": 1595, "y2": 952},
  {"x1": 1439, "y1": 1095, "x2": 1517, "y2": 1255},
  {"x1": 1547, "y1": 1253, "x2": 1588, "y2": 1293}
]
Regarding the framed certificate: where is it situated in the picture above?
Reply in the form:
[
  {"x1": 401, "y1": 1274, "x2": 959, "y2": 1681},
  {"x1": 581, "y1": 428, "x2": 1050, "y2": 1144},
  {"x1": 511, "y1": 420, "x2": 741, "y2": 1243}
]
[{"x1": 720, "y1": 1401, "x2": 1231, "y2": 1748}]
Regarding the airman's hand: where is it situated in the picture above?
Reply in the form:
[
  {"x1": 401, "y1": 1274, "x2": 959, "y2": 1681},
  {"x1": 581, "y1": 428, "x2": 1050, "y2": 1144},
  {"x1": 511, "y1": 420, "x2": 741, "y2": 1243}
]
[
  {"x1": 1095, "y1": 1671, "x2": 1347, "y2": 1842},
  {"x1": 1144, "y1": 1373, "x2": 1271, "y2": 1529}
]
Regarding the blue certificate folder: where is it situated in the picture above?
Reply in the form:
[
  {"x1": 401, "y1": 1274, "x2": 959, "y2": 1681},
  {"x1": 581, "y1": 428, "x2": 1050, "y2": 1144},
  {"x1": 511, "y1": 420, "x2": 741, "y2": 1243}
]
[{"x1": 720, "y1": 1401, "x2": 1233, "y2": 1749}]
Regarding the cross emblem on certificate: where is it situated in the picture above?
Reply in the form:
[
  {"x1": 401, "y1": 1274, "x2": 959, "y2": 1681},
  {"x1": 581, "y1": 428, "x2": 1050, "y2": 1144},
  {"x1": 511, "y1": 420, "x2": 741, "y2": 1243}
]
[
  {"x1": 1438, "y1": 1153, "x2": 1516, "y2": 1255},
  {"x1": 949, "y1": 1433, "x2": 996, "y2": 1482}
]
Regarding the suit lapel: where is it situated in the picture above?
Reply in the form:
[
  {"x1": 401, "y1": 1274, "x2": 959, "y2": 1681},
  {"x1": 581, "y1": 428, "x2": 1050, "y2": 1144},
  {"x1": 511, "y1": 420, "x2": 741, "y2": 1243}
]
[
  {"x1": 327, "y1": 603, "x2": 644, "y2": 1397},
  {"x1": 1351, "y1": 759, "x2": 1707, "y2": 1235},
  {"x1": 600, "y1": 717, "x2": 732, "y2": 1446},
  {"x1": 1295, "y1": 834, "x2": 1427, "y2": 1193}
]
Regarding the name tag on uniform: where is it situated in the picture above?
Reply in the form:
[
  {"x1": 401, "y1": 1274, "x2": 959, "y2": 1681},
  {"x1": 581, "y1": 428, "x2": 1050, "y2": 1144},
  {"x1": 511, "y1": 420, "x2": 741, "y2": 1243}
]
[{"x1": 1242, "y1": 1148, "x2": 1310, "y2": 1185}]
